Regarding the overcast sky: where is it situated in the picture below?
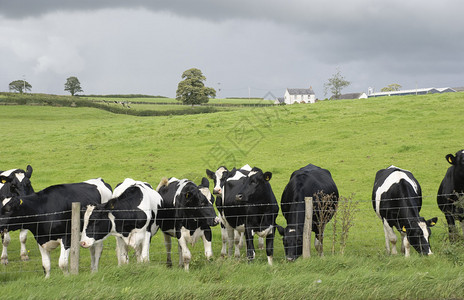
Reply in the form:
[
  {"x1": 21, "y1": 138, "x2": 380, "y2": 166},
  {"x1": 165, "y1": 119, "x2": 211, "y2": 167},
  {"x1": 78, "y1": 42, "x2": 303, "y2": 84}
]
[{"x1": 1, "y1": 1, "x2": 463, "y2": 98}]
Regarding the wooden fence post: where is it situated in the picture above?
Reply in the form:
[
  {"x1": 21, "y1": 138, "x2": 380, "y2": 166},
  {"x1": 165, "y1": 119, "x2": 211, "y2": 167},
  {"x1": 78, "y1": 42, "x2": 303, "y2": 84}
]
[
  {"x1": 302, "y1": 197, "x2": 313, "y2": 258},
  {"x1": 70, "y1": 202, "x2": 81, "y2": 275}
]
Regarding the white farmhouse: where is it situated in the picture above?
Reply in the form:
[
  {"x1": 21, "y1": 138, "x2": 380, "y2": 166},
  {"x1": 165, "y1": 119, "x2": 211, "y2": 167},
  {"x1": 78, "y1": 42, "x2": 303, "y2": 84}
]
[{"x1": 284, "y1": 88, "x2": 316, "y2": 104}]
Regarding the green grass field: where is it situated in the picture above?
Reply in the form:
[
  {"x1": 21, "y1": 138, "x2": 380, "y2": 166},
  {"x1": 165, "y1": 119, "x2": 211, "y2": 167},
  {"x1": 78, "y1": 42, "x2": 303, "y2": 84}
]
[{"x1": 1, "y1": 93, "x2": 464, "y2": 299}]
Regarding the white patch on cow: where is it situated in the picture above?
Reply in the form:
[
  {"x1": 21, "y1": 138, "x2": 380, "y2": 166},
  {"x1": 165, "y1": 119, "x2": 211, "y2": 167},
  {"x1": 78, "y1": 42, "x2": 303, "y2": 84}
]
[
  {"x1": 0, "y1": 169, "x2": 16, "y2": 177},
  {"x1": 85, "y1": 178, "x2": 112, "y2": 203},
  {"x1": 199, "y1": 187, "x2": 213, "y2": 204},
  {"x1": 418, "y1": 221, "x2": 433, "y2": 254},
  {"x1": 252, "y1": 225, "x2": 273, "y2": 238},
  {"x1": 240, "y1": 164, "x2": 252, "y2": 171},
  {"x1": 235, "y1": 224, "x2": 246, "y2": 233},
  {"x1": 14, "y1": 173, "x2": 25, "y2": 182},
  {"x1": 227, "y1": 171, "x2": 247, "y2": 182},
  {"x1": 2, "y1": 198, "x2": 11, "y2": 206},
  {"x1": 82, "y1": 205, "x2": 96, "y2": 232},
  {"x1": 214, "y1": 167, "x2": 228, "y2": 194},
  {"x1": 288, "y1": 228, "x2": 296, "y2": 233},
  {"x1": 374, "y1": 169, "x2": 419, "y2": 217},
  {"x1": 248, "y1": 171, "x2": 258, "y2": 177},
  {"x1": 173, "y1": 179, "x2": 190, "y2": 206}
]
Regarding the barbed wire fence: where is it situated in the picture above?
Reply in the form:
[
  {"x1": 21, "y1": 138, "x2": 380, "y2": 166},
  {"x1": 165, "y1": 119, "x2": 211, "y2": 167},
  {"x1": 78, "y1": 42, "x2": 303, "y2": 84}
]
[{"x1": 0, "y1": 193, "x2": 463, "y2": 279}]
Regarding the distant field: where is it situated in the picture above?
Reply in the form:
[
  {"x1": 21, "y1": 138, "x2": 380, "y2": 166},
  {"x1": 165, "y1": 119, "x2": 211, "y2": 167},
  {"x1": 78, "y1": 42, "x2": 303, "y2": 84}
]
[
  {"x1": 1, "y1": 92, "x2": 464, "y2": 299},
  {"x1": 82, "y1": 96, "x2": 274, "y2": 105}
]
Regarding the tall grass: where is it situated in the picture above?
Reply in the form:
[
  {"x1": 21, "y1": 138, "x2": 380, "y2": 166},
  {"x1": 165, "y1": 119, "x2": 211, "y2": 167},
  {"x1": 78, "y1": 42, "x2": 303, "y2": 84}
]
[{"x1": 1, "y1": 92, "x2": 464, "y2": 298}]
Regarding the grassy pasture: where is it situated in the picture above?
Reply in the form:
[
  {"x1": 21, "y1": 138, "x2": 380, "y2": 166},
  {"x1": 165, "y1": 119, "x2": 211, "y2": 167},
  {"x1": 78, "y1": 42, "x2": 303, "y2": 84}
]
[{"x1": 1, "y1": 93, "x2": 464, "y2": 299}]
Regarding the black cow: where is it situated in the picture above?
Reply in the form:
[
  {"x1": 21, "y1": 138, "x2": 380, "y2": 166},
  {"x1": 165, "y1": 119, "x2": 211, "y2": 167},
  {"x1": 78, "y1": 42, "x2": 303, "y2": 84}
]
[
  {"x1": 222, "y1": 167, "x2": 279, "y2": 265},
  {"x1": 437, "y1": 150, "x2": 464, "y2": 241},
  {"x1": 80, "y1": 178, "x2": 163, "y2": 266},
  {"x1": 277, "y1": 164, "x2": 339, "y2": 261},
  {"x1": 156, "y1": 177, "x2": 219, "y2": 270},
  {"x1": 372, "y1": 166, "x2": 437, "y2": 256},
  {"x1": 0, "y1": 165, "x2": 34, "y2": 264},
  {"x1": 0, "y1": 178, "x2": 112, "y2": 278}
]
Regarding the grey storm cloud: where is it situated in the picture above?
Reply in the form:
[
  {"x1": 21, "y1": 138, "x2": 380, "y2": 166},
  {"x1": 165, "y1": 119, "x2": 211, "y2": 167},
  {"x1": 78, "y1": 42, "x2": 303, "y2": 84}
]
[{"x1": 1, "y1": 0, "x2": 463, "y2": 97}]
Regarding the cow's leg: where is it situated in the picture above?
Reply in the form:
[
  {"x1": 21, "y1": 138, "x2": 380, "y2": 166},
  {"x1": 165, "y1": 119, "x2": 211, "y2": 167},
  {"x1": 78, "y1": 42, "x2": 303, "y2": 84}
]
[
  {"x1": 382, "y1": 219, "x2": 397, "y2": 255},
  {"x1": 140, "y1": 231, "x2": 151, "y2": 263},
  {"x1": 445, "y1": 214, "x2": 458, "y2": 241},
  {"x1": 58, "y1": 240, "x2": 70, "y2": 275},
  {"x1": 116, "y1": 236, "x2": 129, "y2": 265},
  {"x1": 202, "y1": 229, "x2": 213, "y2": 260},
  {"x1": 237, "y1": 231, "x2": 244, "y2": 249},
  {"x1": 89, "y1": 240, "x2": 103, "y2": 272},
  {"x1": 1, "y1": 231, "x2": 10, "y2": 265},
  {"x1": 258, "y1": 236, "x2": 265, "y2": 250},
  {"x1": 235, "y1": 231, "x2": 244, "y2": 257},
  {"x1": 38, "y1": 244, "x2": 52, "y2": 279},
  {"x1": 220, "y1": 225, "x2": 228, "y2": 257},
  {"x1": 163, "y1": 233, "x2": 172, "y2": 267},
  {"x1": 244, "y1": 228, "x2": 255, "y2": 262},
  {"x1": 19, "y1": 229, "x2": 29, "y2": 261},
  {"x1": 177, "y1": 235, "x2": 191, "y2": 271},
  {"x1": 401, "y1": 232, "x2": 410, "y2": 257},
  {"x1": 265, "y1": 229, "x2": 275, "y2": 265},
  {"x1": 314, "y1": 224, "x2": 325, "y2": 256},
  {"x1": 226, "y1": 226, "x2": 235, "y2": 257}
]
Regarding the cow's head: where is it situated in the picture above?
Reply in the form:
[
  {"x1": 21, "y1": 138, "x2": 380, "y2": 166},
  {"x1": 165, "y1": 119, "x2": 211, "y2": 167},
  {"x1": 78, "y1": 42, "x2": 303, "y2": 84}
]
[
  {"x1": 277, "y1": 224, "x2": 302, "y2": 261},
  {"x1": 446, "y1": 150, "x2": 464, "y2": 166},
  {"x1": 0, "y1": 196, "x2": 24, "y2": 233},
  {"x1": 80, "y1": 201, "x2": 114, "y2": 248},
  {"x1": 206, "y1": 166, "x2": 229, "y2": 195},
  {"x1": 235, "y1": 168, "x2": 272, "y2": 203},
  {"x1": 404, "y1": 217, "x2": 438, "y2": 255},
  {"x1": 0, "y1": 165, "x2": 34, "y2": 198},
  {"x1": 176, "y1": 181, "x2": 219, "y2": 227}
]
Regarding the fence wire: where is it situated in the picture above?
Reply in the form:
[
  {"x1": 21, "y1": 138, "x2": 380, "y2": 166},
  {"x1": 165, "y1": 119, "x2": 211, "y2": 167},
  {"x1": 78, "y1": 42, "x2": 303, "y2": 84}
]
[{"x1": 0, "y1": 192, "x2": 462, "y2": 279}]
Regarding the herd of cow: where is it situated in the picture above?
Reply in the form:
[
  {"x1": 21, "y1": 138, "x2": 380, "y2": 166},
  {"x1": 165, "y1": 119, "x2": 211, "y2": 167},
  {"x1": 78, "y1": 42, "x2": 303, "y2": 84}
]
[{"x1": 0, "y1": 149, "x2": 463, "y2": 278}]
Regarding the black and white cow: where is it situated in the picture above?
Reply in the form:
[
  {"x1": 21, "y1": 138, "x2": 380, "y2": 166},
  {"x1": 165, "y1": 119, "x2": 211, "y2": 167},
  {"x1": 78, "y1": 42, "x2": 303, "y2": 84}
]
[
  {"x1": 221, "y1": 167, "x2": 279, "y2": 264},
  {"x1": 277, "y1": 164, "x2": 339, "y2": 261},
  {"x1": 0, "y1": 165, "x2": 34, "y2": 264},
  {"x1": 0, "y1": 178, "x2": 112, "y2": 278},
  {"x1": 206, "y1": 164, "x2": 264, "y2": 257},
  {"x1": 437, "y1": 150, "x2": 464, "y2": 241},
  {"x1": 372, "y1": 166, "x2": 438, "y2": 256},
  {"x1": 80, "y1": 178, "x2": 162, "y2": 265},
  {"x1": 156, "y1": 177, "x2": 219, "y2": 270}
]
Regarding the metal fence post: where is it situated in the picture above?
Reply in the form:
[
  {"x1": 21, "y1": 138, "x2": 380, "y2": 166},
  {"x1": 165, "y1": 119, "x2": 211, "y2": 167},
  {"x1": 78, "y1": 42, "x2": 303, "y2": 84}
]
[
  {"x1": 70, "y1": 202, "x2": 81, "y2": 275},
  {"x1": 302, "y1": 197, "x2": 313, "y2": 258}
]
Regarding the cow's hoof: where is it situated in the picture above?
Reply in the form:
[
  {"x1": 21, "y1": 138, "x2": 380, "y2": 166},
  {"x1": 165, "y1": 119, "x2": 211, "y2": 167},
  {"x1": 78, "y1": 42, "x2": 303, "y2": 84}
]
[
  {"x1": 1, "y1": 258, "x2": 8, "y2": 265},
  {"x1": 21, "y1": 254, "x2": 30, "y2": 262}
]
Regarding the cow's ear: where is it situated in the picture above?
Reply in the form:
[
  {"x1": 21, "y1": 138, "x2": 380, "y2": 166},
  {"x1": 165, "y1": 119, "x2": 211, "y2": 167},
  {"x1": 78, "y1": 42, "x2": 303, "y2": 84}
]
[
  {"x1": 206, "y1": 169, "x2": 214, "y2": 179},
  {"x1": 426, "y1": 217, "x2": 438, "y2": 227},
  {"x1": 264, "y1": 172, "x2": 272, "y2": 181},
  {"x1": 276, "y1": 224, "x2": 285, "y2": 236},
  {"x1": 26, "y1": 165, "x2": 33, "y2": 178},
  {"x1": 446, "y1": 154, "x2": 456, "y2": 165}
]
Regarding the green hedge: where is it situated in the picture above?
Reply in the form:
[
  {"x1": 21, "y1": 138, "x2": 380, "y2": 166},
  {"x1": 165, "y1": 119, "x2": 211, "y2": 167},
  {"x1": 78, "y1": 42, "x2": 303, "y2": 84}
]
[{"x1": 0, "y1": 93, "x2": 217, "y2": 116}]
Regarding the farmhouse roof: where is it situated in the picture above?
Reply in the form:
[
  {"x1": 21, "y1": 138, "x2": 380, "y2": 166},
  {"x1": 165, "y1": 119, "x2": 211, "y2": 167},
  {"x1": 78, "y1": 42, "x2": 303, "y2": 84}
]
[{"x1": 287, "y1": 88, "x2": 315, "y2": 95}]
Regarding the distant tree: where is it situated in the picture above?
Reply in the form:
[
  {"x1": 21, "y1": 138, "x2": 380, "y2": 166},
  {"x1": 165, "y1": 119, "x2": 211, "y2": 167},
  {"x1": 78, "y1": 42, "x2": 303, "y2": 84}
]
[
  {"x1": 176, "y1": 68, "x2": 216, "y2": 106},
  {"x1": 381, "y1": 83, "x2": 402, "y2": 92},
  {"x1": 9, "y1": 80, "x2": 32, "y2": 93},
  {"x1": 64, "y1": 76, "x2": 83, "y2": 96},
  {"x1": 324, "y1": 69, "x2": 351, "y2": 100}
]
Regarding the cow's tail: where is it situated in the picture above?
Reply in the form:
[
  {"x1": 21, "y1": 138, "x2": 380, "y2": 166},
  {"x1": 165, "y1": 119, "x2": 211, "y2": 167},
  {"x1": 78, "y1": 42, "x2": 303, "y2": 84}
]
[{"x1": 156, "y1": 177, "x2": 169, "y2": 192}]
